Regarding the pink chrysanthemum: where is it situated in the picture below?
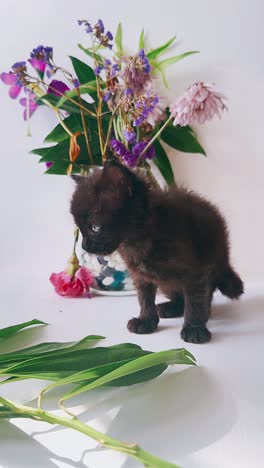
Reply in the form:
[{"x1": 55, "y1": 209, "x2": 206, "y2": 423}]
[{"x1": 170, "y1": 81, "x2": 227, "y2": 126}]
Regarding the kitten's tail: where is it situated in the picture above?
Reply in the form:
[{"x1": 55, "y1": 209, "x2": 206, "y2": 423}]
[{"x1": 217, "y1": 267, "x2": 244, "y2": 299}]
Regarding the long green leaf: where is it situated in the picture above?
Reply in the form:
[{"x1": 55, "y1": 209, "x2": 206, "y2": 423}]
[
  {"x1": 69, "y1": 56, "x2": 95, "y2": 84},
  {"x1": 157, "y1": 51, "x2": 199, "y2": 69},
  {"x1": 114, "y1": 23, "x2": 123, "y2": 56},
  {"x1": 0, "y1": 344, "x2": 150, "y2": 381},
  {"x1": 37, "y1": 132, "x2": 101, "y2": 165},
  {"x1": 153, "y1": 140, "x2": 175, "y2": 185},
  {"x1": 44, "y1": 115, "x2": 82, "y2": 143},
  {"x1": 0, "y1": 335, "x2": 104, "y2": 367},
  {"x1": 161, "y1": 124, "x2": 206, "y2": 155},
  {"x1": 61, "y1": 348, "x2": 196, "y2": 402},
  {"x1": 147, "y1": 35, "x2": 177, "y2": 60},
  {"x1": 31, "y1": 147, "x2": 50, "y2": 157},
  {"x1": 138, "y1": 29, "x2": 145, "y2": 49},
  {"x1": 0, "y1": 320, "x2": 47, "y2": 340}
]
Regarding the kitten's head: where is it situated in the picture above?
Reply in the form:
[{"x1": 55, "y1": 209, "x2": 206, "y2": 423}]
[{"x1": 70, "y1": 160, "x2": 148, "y2": 255}]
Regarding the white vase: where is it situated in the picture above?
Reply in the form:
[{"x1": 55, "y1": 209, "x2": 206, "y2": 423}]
[{"x1": 80, "y1": 250, "x2": 136, "y2": 296}]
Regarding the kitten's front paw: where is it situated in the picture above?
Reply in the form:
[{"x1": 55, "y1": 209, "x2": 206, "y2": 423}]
[
  {"x1": 127, "y1": 317, "x2": 159, "y2": 334},
  {"x1": 181, "y1": 325, "x2": 211, "y2": 344}
]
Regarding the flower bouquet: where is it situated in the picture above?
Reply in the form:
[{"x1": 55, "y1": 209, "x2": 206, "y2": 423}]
[{"x1": 1, "y1": 18, "x2": 227, "y2": 296}]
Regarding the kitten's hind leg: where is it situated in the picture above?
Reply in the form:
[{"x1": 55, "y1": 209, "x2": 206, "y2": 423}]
[
  {"x1": 157, "y1": 294, "x2": 184, "y2": 318},
  {"x1": 181, "y1": 277, "x2": 212, "y2": 344}
]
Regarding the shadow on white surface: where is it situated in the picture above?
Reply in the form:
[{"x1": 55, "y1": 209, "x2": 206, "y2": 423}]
[{"x1": 0, "y1": 421, "x2": 93, "y2": 468}]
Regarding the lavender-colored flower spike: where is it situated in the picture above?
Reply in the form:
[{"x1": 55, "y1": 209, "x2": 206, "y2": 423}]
[
  {"x1": 123, "y1": 127, "x2": 136, "y2": 143},
  {"x1": 97, "y1": 19, "x2": 105, "y2": 33},
  {"x1": 121, "y1": 49, "x2": 151, "y2": 93},
  {"x1": 170, "y1": 81, "x2": 228, "y2": 126}
]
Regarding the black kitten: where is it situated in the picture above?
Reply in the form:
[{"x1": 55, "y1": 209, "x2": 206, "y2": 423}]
[{"x1": 71, "y1": 160, "x2": 244, "y2": 343}]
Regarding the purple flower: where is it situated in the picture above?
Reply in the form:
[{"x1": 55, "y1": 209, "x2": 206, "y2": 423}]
[
  {"x1": 78, "y1": 20, "x2": 93, "y2": 33},
  {"x1": 106, "y1": 31, "x2": 113, "y2": 40},
  {"x1": 94, "y1": 65, "x2": 103, "y2": 76},
  {"x1": 132, "y1": 140, "x2": 155, "y2": 162},
  {"x1": 11, "y1": 61, "x2": 27, "y2": 85},
  {"x1": 47, "y1": 79, "x2": 70, "y2": 96},
  {"x1": 0, "y1": 72, "x2": 22, "y2": 99},
  {"x1": 133, "y1": 93, "x2": 159, "y2": 127},
  {"x1": 110, "y1": 139, "x2": 128, "y2": 157},
  {"x1": 124, "y1": 88, "x2": 133, "y2": 97},
  {"x1": 29, "y1": 46, "x2": 53, "y2": 78},
  {"x1": 170, "y1": 81, "x2": 228, "y2": 126},
  {"x1": 121, "y1": 49, "x2": 151, "y2": 93},
  {"x1": 19, "y1": 91, "x2": 38, "y2": 120},
  {"x1": 46, "y1": 162, "x2": 53, "y2": 168},
  {"x1": 123, "y1": 127, "x2": 136, "y2": 143},
  {"x1": 103, "y1": 90, "x2": 112, "y2": 102},
  {"x1": 97, "y1": 19, "x2": 105, "y2": 33},
  {"x1": 73, "y1": 79, "x2": 81, "y2": 88}
]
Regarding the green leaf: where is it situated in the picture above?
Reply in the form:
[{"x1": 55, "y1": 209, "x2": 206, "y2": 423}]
[
  {"x1": 0, "y1": 343, "x2": 150, "y2": 381},
  {"x1": 157, "y1": 51, "x2": 199, "y2": 70},
  {"x1": 69, "y1": 56, "x2": 96, "y2": 84},
  {"x1": 138, "y1": 29, "x2": 145, "y2": 49},
  {"x1": 61, "y1": 348, "x2": 196, "y2": 402},
  {"x1": 114, "y1": 23, "x2": 123, "y2": 56},
  {"x1": 39, "y1": 131, "x2": 101, "y2": 164},
  {"x1": 0, "y1": 335, "x2": 105, "y2": 367},
  {"x1": 161, "y1": 123, "x2": 206, "y2": 155},
  {"x1": 31, "y1": 147, "x2": 51, "y2": 157},
  {"x1": 44, "y1": 115, "x2": 82, "y2": 143},
  {"x1": 0, "y1": 320, "x2": 47, "y2": 340},
  {"x1": 153, "y1": 140, "x2": 175, "y2": 185},
  {"x1": 78, "y1": 44, "x2": 104, "y2": 66},
  {"x1": 147, "y1": 35, "x2": 177, "y2": 60}
]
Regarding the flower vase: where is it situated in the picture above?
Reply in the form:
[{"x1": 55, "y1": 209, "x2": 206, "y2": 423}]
[{"x1": 80, "y1": 250, "x2": 136, "y2": 296}]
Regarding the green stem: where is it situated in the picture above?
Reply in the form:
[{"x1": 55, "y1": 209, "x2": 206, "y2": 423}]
[
  {"x1": 139, "y1": 116, "x2": 172, "y2": 160},
  {"x1": 72, "y1": 227, "x2": 79, "y2": 256},
  {"x1": 76, "y1": 87, "x2": 94, "y2": 164},
  {"x1": 0, "y1": 397, "x2": 179, "y2": 468}
]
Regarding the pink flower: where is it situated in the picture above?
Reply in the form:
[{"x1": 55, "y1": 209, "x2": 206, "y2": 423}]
[
  {"x1": 19, "y1": 91, "x2": 38, "y2": 120},
  {"x1": 50, "y1": 267, "x2": 94, "y2": 298},
  {"x1": 0, "y1": 72, "x2": 22, "y2": 99},
  {"x1": 170, "y1": 81, "x2": 227, "y2": 126}
]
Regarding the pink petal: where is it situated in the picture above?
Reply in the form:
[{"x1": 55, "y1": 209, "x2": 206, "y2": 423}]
[
  {"x1": 76, "y1": 267, "x2": 94, "y2": 288},
  {"x1": 28, "y1": 58, "x2": 46, "y2": 73},
  {"x1": 0, "y1": 72, "x2": 16, "y2": 85},
  {"x1": 9, "y1": 85, "x2": 22, "y2": 99}
]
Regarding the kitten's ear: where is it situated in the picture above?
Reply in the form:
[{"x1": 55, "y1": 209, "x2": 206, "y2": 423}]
[
  {"x1": 103, "y1": 159, "x2": 132, "y2": 189},
  {"x1": 71, "y1": 174, "x2": 83, "y2": 184}
]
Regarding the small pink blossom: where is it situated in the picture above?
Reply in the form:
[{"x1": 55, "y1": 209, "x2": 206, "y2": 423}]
[
  {"x1": 19, "y1": 92, "x2": 38, "y2": 120},
  {"x1": 0, "y1": 72, "x2": 22, "y2": 99},
  {"x1": 50, "y1": 267, "x2": 94, "y2": 298},
  {"x1": 170, "y1": 81, "x2": 227, "y2": 126}
]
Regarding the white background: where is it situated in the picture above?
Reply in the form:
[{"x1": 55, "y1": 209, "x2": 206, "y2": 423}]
[{"x1": 0, "y1": 1, "x2": 264, "y2": 468}]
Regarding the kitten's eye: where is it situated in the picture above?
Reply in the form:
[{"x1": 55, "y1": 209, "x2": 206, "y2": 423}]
[{"x1": 91, "y1": 224, "x2": 101, "y2": 233}]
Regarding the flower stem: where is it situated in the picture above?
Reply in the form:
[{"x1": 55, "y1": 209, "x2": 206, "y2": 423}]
[
  {"x1": 76, "y1": 87, "x2": 94, "y2": 164},
  {"x1": 139, "y1": 116, "x2": 172, "y2": 160},
  {"x1": 0, "y1": 397, "x2": 179, "y2": 468}
]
